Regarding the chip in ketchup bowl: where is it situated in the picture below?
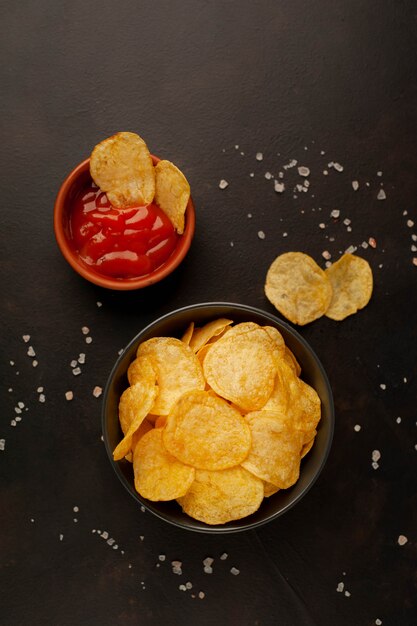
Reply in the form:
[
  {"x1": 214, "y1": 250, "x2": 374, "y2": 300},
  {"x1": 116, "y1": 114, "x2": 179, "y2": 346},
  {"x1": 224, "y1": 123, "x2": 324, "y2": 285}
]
[{"x1": 54, "y1": 137, "x2": 195, "y2": 290}]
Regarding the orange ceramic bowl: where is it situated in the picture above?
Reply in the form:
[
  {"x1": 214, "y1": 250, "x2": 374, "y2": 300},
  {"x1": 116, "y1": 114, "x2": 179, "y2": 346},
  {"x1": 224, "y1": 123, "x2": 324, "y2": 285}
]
[{"x1": 54, "y1": 156, "x2": 195, "y2": 290}]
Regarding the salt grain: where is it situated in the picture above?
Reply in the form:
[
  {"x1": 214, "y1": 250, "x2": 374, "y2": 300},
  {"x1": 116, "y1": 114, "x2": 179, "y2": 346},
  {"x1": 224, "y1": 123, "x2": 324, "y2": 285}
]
[
  {"x1": 330, "y1": 209, "x2": 340, "y2": 219},
  {"x1": 372, "y1": 450, "x2": 381, "y2": 462},
  {"x1": 32, "y1": 361, "x2": 38, "y2": 368},
  {"x1": 158, "y1": 555, "x2": 166, "y2": 562},
  {"x1": 397, "y1": 535, "x2": 408, "y2": 546},
  {"x1": 230, "y1": 567, "x2": 240, "y2": 576},
  {"x1": 361, "y1": 241, "x2": 369, "y2": 249},
  {"x1": 257, "y1": 231, "x2": 266, "y2": 240},
  {"x1": 322, "y1": 251, "x2": 331, "y2": 260},
  {"x1": 96, "y1": 301, "x2": 102, "y2": 308},
  {"x1": 23, "y1": 335, "x2": 30, "y2": 342},
  {"x1": 256, "y1": 152, "x2": 263, "y2": 161},
  {"x1": 380, "y1": 384, "x2": 386, "y2": 390},
  {"x1": 333, "y1": 162, "x2": 344, "y2": 172},
  {"x1": 70, "y1": 360, "x2": 78, "y2": 368},
  {"x1": 377, "y1": 189, "x2": 386, "y2": 200},
  {"x1": 101, "y1": 531, "x2": 109, "y2": 540},
  {"x1": 220, "y1": 553, "x2": 228, "y2": 560},
  {"x1": 81, "y1": 326, "x2": 90, "y2": 335},
  {"x1": 219, "y1": 179, "x2": 229, "y2": 190},
  {"x1": 283, "y1": 159, "x2": 297, "y2": 170},
  {"x1": 345, "y1": 591, "x2": 351, "y2": 597},
  {"x1": 319, "y1": 223, "x2": 326, "y2": 229},
  {"x1": 375, "y1": 620, "x2": 382, "y2": 625},
  {"x1": 72, "y1": 367, "x2": 81, "y2": 376},
  {"x1": 368, "y1": 237, "x2": 377, "y2": 248},
  {"x1": 336, "y1": 582, "x2": 344, "y2": 593},
  {"x1": 78, "y1": 353, "x2": 86, "y2": 364},
  {"x1": 249, "y1": 172, "x2": 254, "y2": 178},
  {"x1": 93, "y1": 386, "x2": 102, "y2": 398},
  {"x1": 198, "y1": 592, "x2": 205, "y2": 599},
  {"x1": 27, "y1": 346, "x2": 35, "y2": 357},
  {"x1": 65, "y1": 391, "x2": 73, "y2": 401},
  {"x1": 352, "y1": 181, "x2": 359, "y2": 191},
  {"x1": 39, "y1": 394, "x2": 46, "y2": 403},
  {"x1": 264, "y1": 172, "x2": 272, "y2": 180},
  {"x1": 396, "y1": 417, "x2": 401, "y2": 424},
  {"x1": 298, "y1": 166, "x2": 310, "y2": 177},
  {"x1": 36, "y1": 387, "x2": 43, "y2": 394},
  {"x1": 413, "y1": 258, "x2": 417, "y2": 266},
  {"x1": 412, "y1": 234, "x2": 417, "y2": 241},
  {"x1": 247, "y1": 213, "x2": 252, "y2": 218},
  {"x1": 85, "y1": 337, "x2": 92, "y2": 344},
  {"x1": 354, "y1": 425, "x2": 361, "y2": 432},
  {"x1": 0, "y1": 439, "x2": 5, "y2": 451},
  {"x1": 274, "y1": 181, "x2": 285, "y2": 193},
  {"x1": 407, "y1": 219, "x2": 414, "y2": 228},
  {"x1": 59, "y1": 534, "x2": 63, "y2": 541}
]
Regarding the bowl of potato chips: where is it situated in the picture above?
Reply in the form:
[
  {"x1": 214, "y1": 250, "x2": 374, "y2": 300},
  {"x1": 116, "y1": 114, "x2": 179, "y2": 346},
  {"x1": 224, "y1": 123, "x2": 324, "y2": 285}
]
[
  {"x1": 54, "y1": 132, "x2": 195, "y2": 290},
  {"x1": 102, "y1": 303, "x2": 334, "y2": 533}
]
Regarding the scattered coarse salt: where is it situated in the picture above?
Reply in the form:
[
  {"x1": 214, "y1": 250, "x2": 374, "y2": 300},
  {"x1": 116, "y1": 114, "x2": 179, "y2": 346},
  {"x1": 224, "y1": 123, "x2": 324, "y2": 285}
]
[
  {"x1": 185, "y1": 582, "x2": 193, "y2": 590},
  {"x1": 140, "y1": 505, "x2": 146, "y2": 513},
  {"x1": 330, "y1": 209, "x2": 340, "y2": 219},
  {"x1": 70, "y1": 360, "x2": 78, "y2": 368},
  {"x1": 283, "y1": 159, "x2": 297, "y2": 170},
  {"x1": 411, "y1": 245, "x2": 417, "y2": 252},
  {"x1": 38, "y1": 394, "x2": 46, "y2": 403},
  {"x1": 404, "y1": 377, "x2": 407, "y2": 383},
  {"x1": 72, "y1": 367, "x2": 81, "y2": 376},
  {"x1": 14, "y1": 407, "x2": 22, "y2": 414},
  {"x1": 397, "y1": 535, "x2": 408, "y2": 546},
  {"x1": 257, "y1": 231, "x2": 266, "y2": 240},
  {"x1": 375, "y1": 620, "x2": 382, "y2": 625},
  {"x1": 85, "y1": 337, "x2": 92, "y2": 344},
  {"x1": 59, "y1": 534, "x2": 64, "y2": 541},
  {"x1": 73, "y1": 518, "x2": 78, "y2": 523},
  {"x1": 396, "y1": 417, "x2": 401, "y2": 424},
  {"x1": 10, "y1": 360, "x2": 14, "y2": 366},
  {"x1": 73, "y1": 506, "x2": 79, "y2": 512},
  {"x1": 240, "y1": 151, "x2": 245, "y2": 156},
  {"x1": 171, "y1": 561, "x2": 182, "y2": 575},
  {"x1": 220, "y1": 553, "x2": 228, "y2": 560},
  {"x1": 352, "y1": 181, "x2": 359, "y2": 191},
  {"x1": 249, "y1": 172, "x2": 254, "y2": 178},
  {"x1": 0, "y1": 439, "x2": 5, "y2": 451},
  {"x1": 380, "y1": 384, "x2": 386, "y2": 390},
  {"x1": 204, "y1": 566, "x2": 213, "y2": 574},
  {"x1": 403, "y1": 210, "x2": 408, "y2": 216},
  {"x1": 36, "y1": 387, "x2": 43, "y2": 394},
  {"x1": 230, "y1": 567, "x2": 240, "y2": 576},
  {"x1": 368, "y1": 237, "x2": 377, "y2": 248},
  {"x1": 345, "y1": 591, "x2": 351, "y2": 597},
  {"x1": 361, "y1": 241, "x2": 369, "y2": 249},
  {"x1": 377, "y1": 171, "x2": 383, "y2": 177},
  {"x1": 234, "y1": 145, "x2": 239, "y2": 150},
  {"x1": 354, "y1": 425, "x2": 361, "y2": 432},
  {"x1": 247, "y1": 213, "x2": 252, "y2": 219},
  {"x1": 274, "y1": 181, "x2": 285, "y2": 193},
  {"x1": 325, "y1": 261, "x2": 332, "y2": 268},
  {"x1": 198, "y1": 591, "x2": 205, "y2": 599},
  {"x1": 264, "y1": 172, "x2": 272, "y2": 180},
  {"x1": 81, "y1": 326, "x2": 90, "y2": 335},
  {"x1": 107, "y1": 538, "x2": 115, "y2": 546},
  {"x1": 179, "y1": 584, "x2": 186, "y2": 591},
  {"x1": 93, "y1": 386, "x2": 102, "y2": 398},
  {"x1": 318, "y1": 223, "x2": 326, "y2": 230},
  {"x1": 65, "y1": 391, "x2": 73, "y2": 401},
  {"x1": 412, "y1": 234, "x2": 417, "y2": 241},
  {"x1": 139, "y1": 535, "x2": 144, "y2": 541},
  {"x1": 256, "y1": 152, "x2": 263, "y2": 161},
  {"x1": 298, "y1": 166, "x2": 310, "y2": 177},
  {"x1": 22, "y1": 335, "x2": 30, "y2": 343},
  {"x1": 11, "y1": 420, "x2": 17, "y2": 427},
  {"x1": 101, "y1": 531, "x2": 109, "y2": 540},
  {"x1": 32, "y1": 361, "x2": 38, "y2": 368},
  {"x1": 345, "y1": 245, "x2": 357, "y2": 254},
  {"x1": 377, "y1": 189, "x2": 386, "y2": 200},
  {"x1": 203, "y1": 557, "x2": 214, "y2": 571},
  {"x1": 413, "y1": 258, "x2": 417, "y2": 266},
  {"x1": 96, "y1": 301, "x2": 102, "y2": 308},
  {"x1": 343, "y1": 218, "x2": 351, "y2": 226},
  {"x1": 407, "y1": 219, "x2": 415, "y2": 228},
  {"x1": 219, "y1": 179, "x2": 229, "y2": 190},
  {"x1": 323, "y1": 170, "x2": 328, "y2": 175},
  {"x1": 78, "y1": 353, "x2": 86, "y2": 364},
  {"x1": 372, "y1": 450, "x2": 381, "y2": 462},
  {"x1": 333, "y1": 162, "x2": 344, "y2": 172},
  {"x1": 322, "y1": 251, "x2": 331, "y2": 260},
  {"x1": 158, "y1": 554, "x2": 166, "y2": 562},
  {"x1": 27, "y1": 346, "x2": 35, "y2": 357},
  {"x1": 336, "y1": 582, "x2": 344, "y2": 593}
]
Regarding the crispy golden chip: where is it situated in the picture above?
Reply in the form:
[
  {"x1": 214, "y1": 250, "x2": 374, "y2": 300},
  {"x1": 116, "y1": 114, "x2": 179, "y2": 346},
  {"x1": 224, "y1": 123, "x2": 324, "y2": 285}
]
[
  {"x1": 124, "y1": 419, "x2": 154, "y2": 462},
  {"x1": 265, "y1": 252, "x2": 332, "y2": 325},
  {"x1": 133, "y1": 429, "x2": 195, "y2": 501},
  {"x1": 301, "y1": 431, "x2": 316, "y2": 458},
  {"x1": 154, "y1": 415, "x2": 167, "y2": 429},
  {"x1": 289, "y1": 378, "x2": 321, "y2": 433},
  {"x1": 163, "y1": 390, "x2": 251, "y2": 470},
  {"x1": 325, "y1": 253, "x2": 373, "y2": 320},
  {"x1": 137, "y1": 337, "x2": 205, "y2": 415},
  {"x1": 262, "y1": 359, "x2": 294, "y2": 415},
  {"x1": 127, "y1": 355, "x2": 157, "y2": 387},
  {"x1": 189, "y1": 318, "x2": 233, "y2": 353},
  {"x1": 196, "y1": 343, "x2": 212, "y2": 366},
  {"x1": 241, "y1": 411, "x2": 304, "y2": 489},
  {"x1": 203, "y1": 323, "x2": 276, "y2": 411},
  {"x1": 90, "y1": 132, "x2": 155, "y2": 208},
  {"x1": 178, "y1": 467, "x2": 264, "y2": 525},
  {"x1": 181, "y1": 322, "x2": 194, "y2": 346},
  {"x1": 262, "y1": 326, "x2": 286, "y2": 360},
  {"x1": 154, "y1": 160, "x2": 190, "y2": 234},
  {"x1": 113, "y1": 381, "x2": 158, "y2": 461},
  {"x1": 284, "y1": 346, "x2": 301, "y2": 377},
  {"x1": 263, "y1": 481, "x2": 280, "y2": 497}
]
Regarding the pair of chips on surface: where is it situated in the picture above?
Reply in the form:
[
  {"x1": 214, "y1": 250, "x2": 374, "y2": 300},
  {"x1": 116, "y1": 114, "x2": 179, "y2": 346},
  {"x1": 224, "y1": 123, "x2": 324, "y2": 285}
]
[
  {"x1": 265, "y1": 251, "x2": 373, "y2": 325},
  {"x1": 113, "y1": 319, "x2": 321, "y2": 525},
  {"x1": 90, "y1": 131, "x2": 190, "y2": 234}
]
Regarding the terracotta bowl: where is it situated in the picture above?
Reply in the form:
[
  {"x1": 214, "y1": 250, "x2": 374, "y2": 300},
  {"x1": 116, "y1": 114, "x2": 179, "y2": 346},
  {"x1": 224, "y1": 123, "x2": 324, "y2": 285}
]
[
  {"x1": 53, "y1": 156, "x2": 195, "y2": 290},
  {"x1": 102, "y1": 303, "x2": 334, "y2": 534}
]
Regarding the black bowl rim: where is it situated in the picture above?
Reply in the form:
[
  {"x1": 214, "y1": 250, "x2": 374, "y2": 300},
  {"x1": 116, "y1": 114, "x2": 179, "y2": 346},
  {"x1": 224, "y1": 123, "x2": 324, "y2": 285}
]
[{"x1": 102, "y1": 302, "x2": 335, "y2": 534}]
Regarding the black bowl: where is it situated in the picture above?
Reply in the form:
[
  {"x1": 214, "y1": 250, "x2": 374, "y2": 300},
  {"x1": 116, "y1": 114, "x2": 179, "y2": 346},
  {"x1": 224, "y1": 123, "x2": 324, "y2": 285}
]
[{"x1": 102, "y1": 302, "x2": 334, "y2": 534}]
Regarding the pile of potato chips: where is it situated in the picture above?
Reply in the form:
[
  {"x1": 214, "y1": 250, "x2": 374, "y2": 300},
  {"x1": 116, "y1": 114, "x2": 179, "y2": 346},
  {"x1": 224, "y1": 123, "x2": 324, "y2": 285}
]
[
  {"x1": 113, "y1": 319, "x2": 321, "y2": 525},
  {"x1": 90, "y1": 132, "x2": 190, "y2": 234},
  {"x1": 265, "y1": 252, "x2": 373, "y2": 325}
]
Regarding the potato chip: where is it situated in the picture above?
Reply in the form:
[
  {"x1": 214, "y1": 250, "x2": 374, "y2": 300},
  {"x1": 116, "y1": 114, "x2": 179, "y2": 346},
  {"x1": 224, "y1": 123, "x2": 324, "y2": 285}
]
[
  {"x1": 263, "y1": 481, "x2": 280, "y2": 497},
  {"x1": 177, "y1": 467, "x2": 264, "y2": 525},
  {"x1": 265, "y1": 252, "x2": 332, "y2": 325},
  {"x1": 127, "y1": 355, "x2": 157, "y2": 387},
  {"x1": 137, "y1": 337, "x2": 205, "y2": 415},
  {"x1": 203, "y1": 323, "x2": 276, "y2": 411},
  {"x1": 154, "y1": 160, "x2": 190, "y2": 234},
  {"x1": 288, "y1": 378, "x2": 321, "y2": 434},
  {"x1": 189, "y1": 318, "x2": 233, "y2": 353},
  {"x1": 262, "y1": 359, "x2": 294, "y2": 415},
  {"x1": 163, "y1": 390, "x2": 251, "y2": 470},
  {"x1": 90, "y1": 132, "x2": 155, "y2": 208},
  {"x1": 113, "y1": 381, "x2": 158, "y2": 461},
  {"x1": 241, "y1": 411, "x2": 304, "y2": 489},
  {"x1": 181, "y1": 322, "x2": 194, "y2": 346},
  {"x1": 125, "y1": 419, "x2": 153, "y2": 462},
  {"x1": 133, "y1": 429, "x2": 195, "y2": 501},
  {"x1": 154, "y1": 415, "x2": 167, "y2": 429},
  {"x1": 325, "y1": 253, "x2": 373, "y2": 320},
  {"x1": 284, "y1": 346, "x2": 301, "y2": 377}
]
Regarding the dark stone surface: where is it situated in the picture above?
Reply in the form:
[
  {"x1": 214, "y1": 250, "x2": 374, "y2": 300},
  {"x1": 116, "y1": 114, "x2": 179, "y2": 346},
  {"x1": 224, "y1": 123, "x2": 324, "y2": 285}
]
[{"x1": 1, "y1": 1, "x2": 416, "y2": 624}]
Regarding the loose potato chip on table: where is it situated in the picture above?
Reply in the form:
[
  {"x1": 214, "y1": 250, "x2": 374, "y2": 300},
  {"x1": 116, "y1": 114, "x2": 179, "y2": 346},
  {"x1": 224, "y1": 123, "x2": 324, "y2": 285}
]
[
  {"x1": 178, "y1": 466, "x2": 264, "y2": 525},
  {"x1": 242, "y1": 411, "x2": 305, "y2": 489},
  {"x1": 203, "y1": 322, "x2": 277, "y2": 411},
  {"x1": 90, "y1": 132, "x2": 155, "y2": 208},
  {"x1": 137, "y1": 337, "x2": 205, "y2": 415},
  {"x1": 133, "y1": 429, "x2": 195, "y2": 501},
  {"x1": 265, "y1": 252, "x2": 333, "y2": 325},
  {"x1": 154, "y1": 160, "x2": 190, "y2": 234},
  {"x1": 163, "y1": 390, "x2": 251, "y2": 470},
  {"x1": 325, "y1": 253, "x2": 373, "y2": 320}
]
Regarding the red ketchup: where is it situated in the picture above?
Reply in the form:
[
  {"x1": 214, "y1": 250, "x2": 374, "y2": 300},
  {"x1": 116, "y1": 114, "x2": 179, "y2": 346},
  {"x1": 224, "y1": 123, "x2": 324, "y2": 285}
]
[{"x1": 69, "y1": 184, "x2": 179, "y2": 279}]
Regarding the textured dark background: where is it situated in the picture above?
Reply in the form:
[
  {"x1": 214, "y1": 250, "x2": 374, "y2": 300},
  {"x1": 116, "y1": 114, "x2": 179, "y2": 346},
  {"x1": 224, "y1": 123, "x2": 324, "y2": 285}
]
[{"x1": 1, "y1": 1, "x2": 417, "y2": 624}]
